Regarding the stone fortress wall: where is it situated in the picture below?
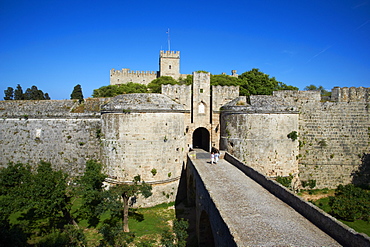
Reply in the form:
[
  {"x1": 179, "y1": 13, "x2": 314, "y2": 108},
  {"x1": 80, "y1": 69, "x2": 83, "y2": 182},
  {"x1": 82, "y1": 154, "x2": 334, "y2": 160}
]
[
  {"x1": 219, "y1": 86, "x2": 369, "y2": 188},
  {"x1": 110, "y1": 50, "x2": 184, "y2": 86},
  {"x1": 219, "y1": 94, "x2": 300, "y2": 178},
  {"x1": 110, "y1": 69, "x2": 158, "y2": 85},
  {"x1": 1, "y1": 85, "x2": 368, "y2": 192},
  {"x1": 274, "y1": 87, "x2": 370, "y2": 188},
  {"x1": 1, "y1": 47, "x2": 369, "y2": 207},
  {"x1": 0, "y1": 98, "x2": 109, "y2": 175},
  {"x1": 100, "y1": 93, "x2": 188, "y2": 206}
]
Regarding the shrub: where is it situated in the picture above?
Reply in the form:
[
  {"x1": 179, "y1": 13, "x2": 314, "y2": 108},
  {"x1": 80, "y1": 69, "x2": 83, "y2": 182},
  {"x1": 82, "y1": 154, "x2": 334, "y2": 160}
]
[
  {"x1": 151, "y1": 168, "x2": 157, "y2": 176},
  {"x1": 329, "y1": 184, "x2": 370, "y2": 222},
  {"x1": 301, "y1": 179, "x2": 316, "y2": 189},
  {"x1": 287, "y1": 131, "x2": 298, "y2": 141},
  {"x1": 276, "y1": 175, "x2": 293, "y2": 188}
]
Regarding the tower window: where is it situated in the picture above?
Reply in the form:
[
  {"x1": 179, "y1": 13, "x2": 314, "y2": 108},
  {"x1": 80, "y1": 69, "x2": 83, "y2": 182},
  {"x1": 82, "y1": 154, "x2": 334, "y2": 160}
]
[
  {"x1": 199, "y1": 102, "x2": 205, "y2": 113},
  {"x1": 169, "y1": 65, "x2": 172, "y2": 69},
  {"x1": 200, "y1": 89, "x2": 203, "y2": 93}
]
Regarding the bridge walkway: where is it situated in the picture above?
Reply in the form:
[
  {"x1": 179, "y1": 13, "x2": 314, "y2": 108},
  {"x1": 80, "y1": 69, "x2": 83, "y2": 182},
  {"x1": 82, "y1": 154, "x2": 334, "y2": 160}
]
[{"x1": 191, "y1": 149, "x2": 341, "y2": 246}]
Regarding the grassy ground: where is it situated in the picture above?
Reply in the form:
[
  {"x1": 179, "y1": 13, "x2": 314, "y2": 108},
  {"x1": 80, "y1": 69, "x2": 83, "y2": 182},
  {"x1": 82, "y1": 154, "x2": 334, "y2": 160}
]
[
  {"x1": 81, "y1": 202, "x2": 177, "y2": 246},
  {"x1": 298, "y1": 189, "x2": 370, "y2": 237},
  {"x1": 8, "y1": 200, "x2": 177, "y2": 246}
]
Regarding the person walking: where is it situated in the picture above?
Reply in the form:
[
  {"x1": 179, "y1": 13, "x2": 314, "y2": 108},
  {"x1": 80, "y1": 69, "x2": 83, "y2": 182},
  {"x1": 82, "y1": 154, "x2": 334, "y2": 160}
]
[
  {"x1": 215, "y1": 151, "x2": 220, "y2": 164},
  {"x1": 211, "y1": 152, "x2": 215, "y2": 164}
]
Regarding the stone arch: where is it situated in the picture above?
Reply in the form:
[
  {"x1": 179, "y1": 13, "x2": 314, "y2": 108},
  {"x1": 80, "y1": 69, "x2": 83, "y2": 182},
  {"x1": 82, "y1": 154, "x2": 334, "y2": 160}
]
[
  {"x1": 192, "y1": 127, "x2": 210, "y2": 151},
  {"x1": 198, "y1": 210, "x2": 215, "y2": 247}
]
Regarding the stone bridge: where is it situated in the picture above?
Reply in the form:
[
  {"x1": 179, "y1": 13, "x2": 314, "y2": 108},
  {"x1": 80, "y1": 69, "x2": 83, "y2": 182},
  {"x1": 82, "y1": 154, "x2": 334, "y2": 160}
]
[{"x1": 184, "y1": 149, "x2": 370, "y2": 247}]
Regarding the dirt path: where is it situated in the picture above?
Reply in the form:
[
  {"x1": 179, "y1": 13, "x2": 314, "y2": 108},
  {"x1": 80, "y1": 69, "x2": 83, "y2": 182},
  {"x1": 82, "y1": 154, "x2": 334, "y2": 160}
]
[{"x1": 299, "y1": 190, "x2": 335, "y2": 201}]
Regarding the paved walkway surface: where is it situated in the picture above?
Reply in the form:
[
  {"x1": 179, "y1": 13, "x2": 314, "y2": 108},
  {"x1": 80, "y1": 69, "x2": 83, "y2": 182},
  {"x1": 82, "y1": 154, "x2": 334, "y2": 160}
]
[{"x1": 192, "y1": 149, "x2": 341, "y2": 246}]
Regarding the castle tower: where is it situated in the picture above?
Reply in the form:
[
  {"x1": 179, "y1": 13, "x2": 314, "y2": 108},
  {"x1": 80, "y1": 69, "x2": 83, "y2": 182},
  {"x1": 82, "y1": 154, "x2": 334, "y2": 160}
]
[
  {"x1": 159, "y1": 50, "x2": 180, "y2": 79},
  {"x1": 192, "y1": 72, "x2": 211, "y2": 125}
]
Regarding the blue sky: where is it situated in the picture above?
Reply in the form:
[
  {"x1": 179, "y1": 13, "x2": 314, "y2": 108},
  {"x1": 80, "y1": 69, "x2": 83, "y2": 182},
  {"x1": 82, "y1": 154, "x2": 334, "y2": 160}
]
[{"x1": 1, "y1": 0, "x2": 369, "y2": 100}]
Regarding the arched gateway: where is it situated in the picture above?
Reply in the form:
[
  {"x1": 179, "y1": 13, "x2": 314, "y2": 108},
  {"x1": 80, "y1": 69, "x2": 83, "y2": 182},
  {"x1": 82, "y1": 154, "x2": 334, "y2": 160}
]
[{"x1": 192, "y1": 127, "x2": 210, "y2": 151}]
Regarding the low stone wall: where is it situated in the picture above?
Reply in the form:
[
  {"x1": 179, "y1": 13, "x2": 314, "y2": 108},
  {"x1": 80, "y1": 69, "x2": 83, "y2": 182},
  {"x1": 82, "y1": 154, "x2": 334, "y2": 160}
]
[{"x1": 224, "y1": 152, "x2": 370, "y2": 247}]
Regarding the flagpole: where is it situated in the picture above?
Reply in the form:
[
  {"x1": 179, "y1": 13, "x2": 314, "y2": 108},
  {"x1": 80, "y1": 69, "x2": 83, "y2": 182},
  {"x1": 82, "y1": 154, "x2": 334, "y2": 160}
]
[{"x1": 167, "y1": 28, "x2": 171, "y2": 51}]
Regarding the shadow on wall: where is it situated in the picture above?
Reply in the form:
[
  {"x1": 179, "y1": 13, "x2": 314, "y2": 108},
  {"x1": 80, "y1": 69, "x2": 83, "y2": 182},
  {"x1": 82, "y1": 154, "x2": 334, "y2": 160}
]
[
  {"x1": 174, "y1": 162, "x2": 198, "y2": 246},
  {"x1": 352, "y1": 153, "x2": 370, "y2": 189}
]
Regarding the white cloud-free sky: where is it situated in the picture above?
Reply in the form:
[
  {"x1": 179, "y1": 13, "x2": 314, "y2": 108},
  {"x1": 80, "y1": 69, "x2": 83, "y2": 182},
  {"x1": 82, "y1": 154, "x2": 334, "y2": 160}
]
[{"x1": 1, "y1": 0, "x2": 369, "y2": 99}]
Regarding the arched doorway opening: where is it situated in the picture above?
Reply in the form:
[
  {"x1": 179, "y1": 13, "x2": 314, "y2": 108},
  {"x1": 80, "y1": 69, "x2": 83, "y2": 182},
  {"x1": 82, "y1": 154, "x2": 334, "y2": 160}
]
[{"x1": 192, "y1": 127, "x2": 210, "y2": 151}]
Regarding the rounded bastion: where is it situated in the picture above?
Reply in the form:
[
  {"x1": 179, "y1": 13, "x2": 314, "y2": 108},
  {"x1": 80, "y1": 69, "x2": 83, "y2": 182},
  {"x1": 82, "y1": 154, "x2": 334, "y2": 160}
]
[
  {"x1": 220, "y1": 96, "x2": 299, "y2": 177},
  {"x1": 101, "y1": 94, "x2": 187, "y2": 206}
]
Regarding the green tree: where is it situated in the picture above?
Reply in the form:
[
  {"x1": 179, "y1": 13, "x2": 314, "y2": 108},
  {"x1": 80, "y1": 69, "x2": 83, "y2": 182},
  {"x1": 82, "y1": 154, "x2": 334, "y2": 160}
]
[
  {"x1": 92, "y1": 82, "x2": 148, "y2": 97},
  {"x1": 147, "y1": 76, "x2": 178, "y2": 93},
  {"x1": 0, "y1": 163, "x2": 32, "y2": 245},
  {"x1": 238, "y1": 68, "x2": 298, "y2": 96},
  {"x1": 24, "y1": 85, "x2": 47, "y2": 100},
  {"x1": 304, "y1": 84, "x2": 329, "y2": 95},
  {"x1": 161, "y1": 218, "x2": 189, "y2": 247},
  {"x1": 329, "y1": 184, "x2": 370, "y2": 221},
  {"x1": 99, "y1": 223, "x2": 135, "y2": 247},
  {"x1": 75, "y1": 160, "x2": 107, "y2": 227},
  {"x1": 4, "y1": 87, "x2": 14, "y2": 100},
  {"x1": 107, "y1": 175, "x2": 152, "y2": 232},
  {"x1": 211, "y1": 74, "x2": 242, "y2": 86},
  {"x1": 21, "y1": 161, "x2": 77, "y2": 231},
  {"x1": 71, "y1": 84, "x2": 84, "y2": 102},
  {"x1": 178, "y1": 75, "x2": 193, "y2": 85},
  {"x1": 14, "y1": 84, "x2": 24, "y2": 100}
]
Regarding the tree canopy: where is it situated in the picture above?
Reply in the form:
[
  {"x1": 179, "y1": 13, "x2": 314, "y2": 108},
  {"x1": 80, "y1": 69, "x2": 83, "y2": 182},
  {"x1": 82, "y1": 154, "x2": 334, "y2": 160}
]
[
  {"x1": 70, "y1": 84, "x2": 84, "y2": 102},
  {"x1": 304, "y1": 84, "x2": 330, "y2": 95},
  {"x1": 92, "y1": 82, "x2": 148, "y2": 97},
  {"x1": 147, "y1": 76, "x2": 178, "y2": 93},
  {"x1": 0, "y1": 160, "x2": 154, "y2": 245},
  {"x1": 4, "y1": 84, "x2": 50, "y2": 100},
  {"x1": 92, "y1": 68, "x2": 298, "y2": 97},
  {"x1": 237, "y1": 68, "x2": 298, "y2": 96},
  {"x1": 4, "y1": 87, "x2": 14, "y2": 100}
]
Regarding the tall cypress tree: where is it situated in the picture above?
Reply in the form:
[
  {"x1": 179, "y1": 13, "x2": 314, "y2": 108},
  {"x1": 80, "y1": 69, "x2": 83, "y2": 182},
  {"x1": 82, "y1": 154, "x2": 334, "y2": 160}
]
[
  {"x1": 71, "y1": 84, "x2": 84, "y2": 103},
  {"x1": 14, "y1": 84, "x2": 24, "y2": 100},
  {"x1": 3, "y1": 87, "x2": 14, "y2": 100}
]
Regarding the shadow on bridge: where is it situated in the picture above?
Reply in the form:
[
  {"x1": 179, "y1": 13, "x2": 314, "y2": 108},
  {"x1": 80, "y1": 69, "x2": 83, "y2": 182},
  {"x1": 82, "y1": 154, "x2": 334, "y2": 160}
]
[{"x1": 174, "y1": 149, "x2": 370, "y2": 247}]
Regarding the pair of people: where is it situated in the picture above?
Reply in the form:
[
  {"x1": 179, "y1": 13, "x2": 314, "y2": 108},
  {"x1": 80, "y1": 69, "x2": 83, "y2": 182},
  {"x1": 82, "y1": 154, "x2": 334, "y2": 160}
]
[{"x1": 211, "y1": 151, "x2": 220, "y2": 164}]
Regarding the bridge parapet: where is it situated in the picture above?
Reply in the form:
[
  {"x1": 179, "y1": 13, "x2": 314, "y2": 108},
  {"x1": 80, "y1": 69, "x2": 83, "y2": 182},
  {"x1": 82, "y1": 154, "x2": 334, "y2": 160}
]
[
  {"x1": 186, "y1": 150, "x2": 370, "y2": 246},
  {"x1": 224, "y1": 152, "x2": 370, "y2": 247}
]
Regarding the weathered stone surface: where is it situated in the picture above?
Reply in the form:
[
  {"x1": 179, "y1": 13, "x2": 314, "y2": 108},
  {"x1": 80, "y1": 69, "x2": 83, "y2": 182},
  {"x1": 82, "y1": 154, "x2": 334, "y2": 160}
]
[
  {"x1": 101, "y1": 93, "x2": 185, "y2": 113},
  {"x1": 100, "y1": 94, "x2": 187, "y2": 206},
  {"x1": 188, "y1": 150, "x2": 343, "y2": 246}
]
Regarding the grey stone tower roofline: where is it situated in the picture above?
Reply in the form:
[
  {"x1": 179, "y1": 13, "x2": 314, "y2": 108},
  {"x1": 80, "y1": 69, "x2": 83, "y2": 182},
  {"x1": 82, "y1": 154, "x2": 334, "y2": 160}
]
[{"x1": 221, "y1": 95, "x2": 299, "y2": 114}]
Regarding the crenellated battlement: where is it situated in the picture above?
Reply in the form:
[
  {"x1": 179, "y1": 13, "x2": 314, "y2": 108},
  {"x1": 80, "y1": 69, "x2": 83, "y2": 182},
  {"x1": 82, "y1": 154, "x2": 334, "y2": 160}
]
[
  {"x1": 161, "y1": 84, "x2": 192, "y2": 110},
  {"x1": 212, "y1": 85, "x2": 239, "y2": 94},
  {"x1": 160, "y1": 50, "x2": 180, "y2": 58},
  {"x1": 331, "y1": 87, "x2": 369, "y2": 102},
  {"x1": 110, "y1": 69, "x2": 157, "y2": 76},
  {"x1": 162, "y1": 84, "x2": 191, "y2": 93},
  {"x1": 110, "y1": 68, "x2": 158, "y2": 85}
]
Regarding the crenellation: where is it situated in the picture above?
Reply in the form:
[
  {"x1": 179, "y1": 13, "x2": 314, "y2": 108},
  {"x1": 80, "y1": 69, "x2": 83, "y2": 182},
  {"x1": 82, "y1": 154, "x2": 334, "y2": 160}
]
[
  {"x1": 160, "y1": 50, "x2": 180, "y2": 57},
  {"x1": 331, "y1": 86, "x2": 369, "y2": 102}
]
